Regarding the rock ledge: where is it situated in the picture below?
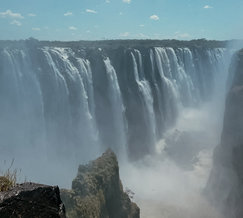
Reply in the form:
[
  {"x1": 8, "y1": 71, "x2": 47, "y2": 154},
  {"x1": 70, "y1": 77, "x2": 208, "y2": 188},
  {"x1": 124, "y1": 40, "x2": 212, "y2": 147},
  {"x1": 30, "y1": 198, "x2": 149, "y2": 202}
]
[{"x1": 0, "y1": 182, "x2": 65, "y2": 218}]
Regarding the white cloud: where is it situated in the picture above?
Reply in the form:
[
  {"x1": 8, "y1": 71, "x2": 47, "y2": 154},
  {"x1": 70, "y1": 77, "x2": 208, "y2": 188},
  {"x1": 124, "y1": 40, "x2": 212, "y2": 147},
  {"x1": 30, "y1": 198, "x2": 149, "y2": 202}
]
[
  {"x1": 150, "y1": 15, "x2": 159, "y2": 21},
  {"x1": 120, "y1": 32, "x2": 130, "y2": 37},
  {"x1": 28, "y1": 13, "x2": 36, "y2": 17},
  {"x1": 174, "y1": 32, "x2": 191, "y2": 39},
  {"x1": 86, "y1": 30, "x2": 91, "y2": 33},
  {"x1": 86, "y1": 9, "x2": 97, "y2": 14},
  {"x1": 123, "y1": 0, "x2": 131, "y2": 3},
  {"x1": 105, "y1": 0, "x2": 110, "y2": 3},
  {"x1": 69, "y1": 26, "x2": 77, "y2": 30},
  {"x1": 10, "y1": 20, "x2": 22, "y2": 26},
  {"x1": 153, "y1": 33, "x2": 163, "y2": 39},
  {"x1": 139, "y1": 24, "x2": 145, "y2": 27},
  {"x1": 0, "y1": 9, "x2": 24, "y2": 19},
  {"x1": 179, "y1": 33, "x2": 190, "y2": 38},
  {"x1": 64, "y1": 11, "x2": 73, "y2": 16},
  {"x1": 119, "y1": 12, "x2": 123, "y2": 15},
  {"x1": 32, "y1": 27, "x2": 41, "y2": 31},
  {"x1": 204, "y1": 5, "x2": 213, "y2": 9},
  {"x1": 136, "y1": 33, "x2": 148, "y2": 38}
]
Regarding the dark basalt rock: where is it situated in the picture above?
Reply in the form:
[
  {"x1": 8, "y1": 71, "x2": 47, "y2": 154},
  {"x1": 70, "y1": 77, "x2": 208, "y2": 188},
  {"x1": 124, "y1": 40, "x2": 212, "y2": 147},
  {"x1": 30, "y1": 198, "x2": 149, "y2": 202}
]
[
  {"x1": 0, "y1": 182, "x2": 66, "y2": 218},
  {"x1": 61, "y1": 149, "x2": 140, "y2": 218},
  {"x1": 206, "y1": 49, "x2": 243, "y2": 218}
]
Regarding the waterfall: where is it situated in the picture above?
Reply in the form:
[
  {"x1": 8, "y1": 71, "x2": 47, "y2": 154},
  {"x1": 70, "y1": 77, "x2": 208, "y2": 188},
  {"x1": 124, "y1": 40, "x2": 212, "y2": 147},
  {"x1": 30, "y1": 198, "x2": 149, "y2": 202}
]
[
  {"x1": 0, "y1": 48, "x2": 46, "y2": 155},
  {"x1": 0, "y1": 41, "x2": 230, "y2": 183},
  {"x1": 131, "y1": 50, "x2": 156, "y2": 153},
  {"x1": 42, "y1": 47, "x2": 100, "y2": 160},
  {"x1": 103, "y1": 57, "x2": 127, "y2": 155},
  {"x1": 153, "y1": 47, "x2": 179, "y2": 127}
]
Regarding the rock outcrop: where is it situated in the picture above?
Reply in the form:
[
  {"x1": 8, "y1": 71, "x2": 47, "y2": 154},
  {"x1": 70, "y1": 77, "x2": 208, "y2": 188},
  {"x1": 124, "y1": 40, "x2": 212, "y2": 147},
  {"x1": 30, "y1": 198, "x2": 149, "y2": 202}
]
[
  {"x1": 0, "y1": 182, "x2": 66, "y2": 218},
  {"x1": 206, "y1": 49, "x2": 243, "y2": 218},
  {"x1": 61, "y1": 149, "x2": 140, "y2": 218}
]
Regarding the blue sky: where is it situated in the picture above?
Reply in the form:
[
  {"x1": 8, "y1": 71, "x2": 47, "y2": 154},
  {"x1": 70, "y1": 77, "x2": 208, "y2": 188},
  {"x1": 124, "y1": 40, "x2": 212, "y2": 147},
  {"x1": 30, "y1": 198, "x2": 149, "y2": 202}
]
[{"x1": 0, "y1": 0, "x2": 243, "y2": 41}]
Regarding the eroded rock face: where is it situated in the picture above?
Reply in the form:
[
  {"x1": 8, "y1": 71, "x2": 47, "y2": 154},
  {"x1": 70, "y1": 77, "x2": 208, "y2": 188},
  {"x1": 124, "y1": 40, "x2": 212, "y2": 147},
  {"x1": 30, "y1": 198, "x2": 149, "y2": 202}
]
[
  {"x1": 61, "y1": 149, "x2": 140, "y2": 218},
  {"x1": 206, "y1": 49, "x2": 243, "y2": 218},
  {"x1": 0, "y1": 182, "x2": 66, "y2": 218}
]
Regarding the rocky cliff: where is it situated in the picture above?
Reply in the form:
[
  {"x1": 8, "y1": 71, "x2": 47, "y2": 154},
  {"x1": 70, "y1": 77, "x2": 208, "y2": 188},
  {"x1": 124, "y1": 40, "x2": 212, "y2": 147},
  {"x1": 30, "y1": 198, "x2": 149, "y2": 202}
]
[
  {"x1": 61, "y1": 149, "x2": 140, "y2": 218},
  {"x1": 206, "y1": 49, "x2": 243, "y2": 218},
  {"x1": 0, "y1": 182, "x2": 66, "y2": 218}
]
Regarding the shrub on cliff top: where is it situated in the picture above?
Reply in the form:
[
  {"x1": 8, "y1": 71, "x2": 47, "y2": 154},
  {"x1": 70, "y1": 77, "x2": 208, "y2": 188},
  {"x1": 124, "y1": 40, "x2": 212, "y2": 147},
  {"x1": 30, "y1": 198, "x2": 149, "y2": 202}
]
[{"x1": 0, "y1": 160, "x2": 17, "y2": 192}]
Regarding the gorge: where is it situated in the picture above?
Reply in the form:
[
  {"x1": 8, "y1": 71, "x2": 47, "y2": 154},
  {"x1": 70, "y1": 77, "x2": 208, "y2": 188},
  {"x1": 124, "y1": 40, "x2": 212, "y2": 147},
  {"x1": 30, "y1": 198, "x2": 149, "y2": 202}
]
[{"x1": 0, "y1": 39, "x2": 238, "y2": 217}]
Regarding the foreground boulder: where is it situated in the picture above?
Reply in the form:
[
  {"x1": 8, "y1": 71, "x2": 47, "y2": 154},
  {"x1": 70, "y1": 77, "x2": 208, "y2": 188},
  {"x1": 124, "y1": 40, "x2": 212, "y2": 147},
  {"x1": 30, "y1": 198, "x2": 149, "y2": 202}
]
[
  {"x1": 61, "y1": 149, "x2": 140, "y2": 218},
  {"x1": 206, "y1": 49, "x2": 243, "y2": 218},
  {"x1": 0, "y1": 182, "x2": 66, "y2": 218}
]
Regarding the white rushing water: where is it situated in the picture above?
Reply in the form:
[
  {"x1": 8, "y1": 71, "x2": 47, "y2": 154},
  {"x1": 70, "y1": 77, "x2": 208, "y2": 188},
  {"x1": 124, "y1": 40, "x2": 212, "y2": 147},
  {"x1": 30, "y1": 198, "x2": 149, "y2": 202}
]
[
  {"x1": 104, "y1": 57, "x2": 127, "y2": 155},
  {"x1": 131, "y1": 50, "x2": 156, "y2": 153},
  {"x1": 0, "y1": 44, "x2": 230, "y2": 192},
  {"x1": 120, "y1": 47, "x2": 230, "y2": 218}
]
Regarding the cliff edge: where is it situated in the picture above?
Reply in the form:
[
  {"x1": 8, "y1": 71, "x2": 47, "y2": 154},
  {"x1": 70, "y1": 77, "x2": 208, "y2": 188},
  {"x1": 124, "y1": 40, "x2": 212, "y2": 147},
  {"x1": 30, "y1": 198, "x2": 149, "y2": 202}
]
[{"x1": 206, "y1": 49, "x2": 243, "y2": 218}]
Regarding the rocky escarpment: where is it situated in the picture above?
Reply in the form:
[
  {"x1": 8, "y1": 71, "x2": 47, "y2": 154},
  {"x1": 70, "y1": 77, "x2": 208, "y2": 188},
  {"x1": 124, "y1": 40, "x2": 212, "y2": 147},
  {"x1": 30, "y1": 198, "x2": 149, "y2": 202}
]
[
  {"x1": 61, "y1": 149, "x2": 139, "y2": 218},
  {"x1": 0, "y1": 182, "x2": 66, "y2": 218},
  {"x1": 206, "y1": 49, "x2": 243, "y2": 218}
]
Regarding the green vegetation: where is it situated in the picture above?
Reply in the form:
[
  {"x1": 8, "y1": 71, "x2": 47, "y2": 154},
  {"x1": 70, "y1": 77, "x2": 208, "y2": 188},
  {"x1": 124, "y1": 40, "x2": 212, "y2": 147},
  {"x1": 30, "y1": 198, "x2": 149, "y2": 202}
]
[
  {"x1": 1, "y1": 38, "x2": 242, "y2": 50},
  {"x1": 40, "y1": 38, "x2": 229, "y2": 49}
]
